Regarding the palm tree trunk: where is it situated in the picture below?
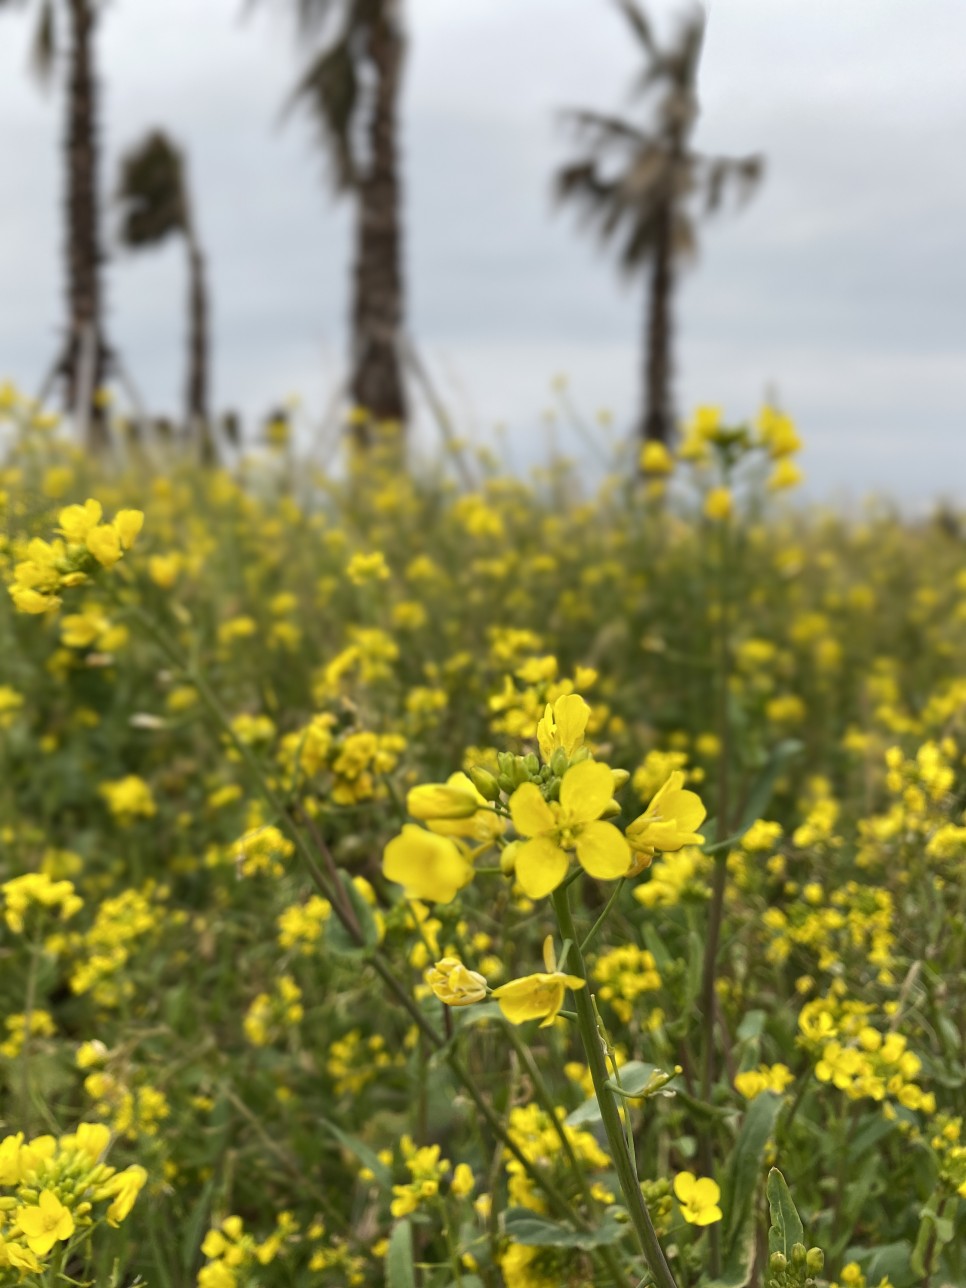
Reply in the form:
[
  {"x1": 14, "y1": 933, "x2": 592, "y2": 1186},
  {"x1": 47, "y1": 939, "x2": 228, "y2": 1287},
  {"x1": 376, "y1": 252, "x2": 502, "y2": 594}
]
[
  {"x1": 349, "y1": 1, "x2": 406, "y2": 450},
  {"x1": 64, "y1": 0, "x2": 108, "y2": 450},
  {"x1": 186, "y1": 235, "x2": 214, "y2": 464},
  {"x1": 642, "y1": 201, "x2": 674, "y2": 445}
]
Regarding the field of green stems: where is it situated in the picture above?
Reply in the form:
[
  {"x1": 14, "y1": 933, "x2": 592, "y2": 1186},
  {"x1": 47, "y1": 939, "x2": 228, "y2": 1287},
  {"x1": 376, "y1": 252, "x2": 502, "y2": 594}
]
[{"x1": 1, "y1": 387, "x2": 965, "y2": 1288}]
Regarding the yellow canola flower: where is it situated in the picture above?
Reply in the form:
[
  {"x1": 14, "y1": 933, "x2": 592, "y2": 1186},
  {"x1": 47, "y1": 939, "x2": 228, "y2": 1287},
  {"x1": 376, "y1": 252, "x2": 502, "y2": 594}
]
[
  {"x1": 768, "y1": 458, "x2": 804, "y2": 491},
  {"x1": 704, "y1": 487, "x2": 733, "y2": 521},
  {"x1": 0, "y1": 1242, "x2": 41, "y2": 1274},
  {"x1": 734, "y1": 1063, "x2": 795, "y2": 1100},
  {"x1": 509, "y1": 760, "x2": 629, "y2": 899},
  {"x1": 407, "y1": 780, "x2": 481, "y2": 822},
  {"x1": 15, "y1": 1189, "x2": 75, "y2": 1255},
  {"x1": 492, "y1": 969, "x2": 585, "y2": 1027},
  {"x1": 411, "y1": 771, "x2": 505, "y2": 843},
  {"x1": 640, "y1": 440, "x2": 674, "y2": 477},
  {"x1": 383, "y1": 825, "x2": 474, "y2": 904},
  {"x1": 103, "y1": 1164, "x2": 148, "y2": 1225},
  {"x1": 58, "y1": 499, "x2": 103, "y2": 543},
  {"x1": 536, "y1": 692, "x2": 589, "y2": 765},
  {"x1": 425, "y1": 956, "x2": 488, "y2": 1006},
  {"x1": 757, "y1": 405, "x2": 802, "y2": 458},
  {"x1": 625, "y1": 772, "x2": 707, "y2": 874},
  {"x1": 673, "y1": 1172, "x2": 722, "y2": 1226}
]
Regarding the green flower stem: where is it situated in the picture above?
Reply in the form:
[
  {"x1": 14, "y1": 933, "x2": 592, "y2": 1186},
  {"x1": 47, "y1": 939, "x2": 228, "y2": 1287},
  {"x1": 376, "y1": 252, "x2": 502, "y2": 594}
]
[
  {"x1": 500, "y1": 1019, "x2": 597, "y2": 1210},
  {"x1": 553, "y1": 885, "x2": 679, "y2": 1288},
  {"x1": 126, "y1": 604, "x2": 602, "y2": 1247}
]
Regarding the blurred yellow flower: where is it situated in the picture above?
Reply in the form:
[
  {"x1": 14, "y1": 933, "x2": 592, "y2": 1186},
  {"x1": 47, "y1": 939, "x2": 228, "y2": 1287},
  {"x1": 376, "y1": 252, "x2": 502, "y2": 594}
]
[
  {"x1": 704, "y1": 487, "x2": 733, "y2": 521},
  {"x1": 383, "y1": 825, "x2": 474, "y2": 904},
  {"x1": 425, "y1": 956, "x2": 488, "y2": 1006}
]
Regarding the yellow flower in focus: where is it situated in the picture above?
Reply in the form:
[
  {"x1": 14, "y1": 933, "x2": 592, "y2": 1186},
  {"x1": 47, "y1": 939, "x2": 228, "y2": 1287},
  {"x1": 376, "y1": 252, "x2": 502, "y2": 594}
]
[
  {"x1": 626, "y1": 772, "x2": 707, "y2": 873},
  {"x1": 704, "y1": 487, "x2": 733, "y2": 521},
  {"x1": 673, "y1": 1172, "x2": 722, "y2": 1226},
  {"x1": 509, "y1": 760, "x2": 629, "y2": 899},
  {"x1": 492, "y1": 966, "x2": 585, "y2": 1027},
  {"x1": 383, "y1": 825, "x2": 474, "y2": 904},
  {"x1": 536, "y1": 693, "x2": 589, "y2": 765},
  {"x1": 425, "y1": 956, "x2": 488, "y2": 1006},
  {"x1": 640, "y1": 440, "x2": 674, "y2": 476},
  {"x1": 15, "y1": 1189, "x2": 75, "y2": 1255}
]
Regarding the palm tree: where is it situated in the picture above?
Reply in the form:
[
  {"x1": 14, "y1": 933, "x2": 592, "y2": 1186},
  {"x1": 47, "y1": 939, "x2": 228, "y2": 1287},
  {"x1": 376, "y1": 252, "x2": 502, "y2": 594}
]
[
  {"x1": 557, "y1": 1, "x2": 763, "y2": 446},
  {"x1": 1, "y1": 0, "x2": 110, "y2": 448},
  {"x1": 116, "y1": 130, "x2": 214, "y2": 462},
  {"x1": 254, "y1": 0, "x2": 407, "y2": 448}
]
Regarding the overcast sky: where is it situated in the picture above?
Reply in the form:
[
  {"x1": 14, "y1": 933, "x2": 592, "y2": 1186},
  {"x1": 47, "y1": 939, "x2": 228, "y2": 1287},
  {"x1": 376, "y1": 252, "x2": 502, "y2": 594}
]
[{"x1": 1, "y1": 0, "x2": 964, "y2": 501}]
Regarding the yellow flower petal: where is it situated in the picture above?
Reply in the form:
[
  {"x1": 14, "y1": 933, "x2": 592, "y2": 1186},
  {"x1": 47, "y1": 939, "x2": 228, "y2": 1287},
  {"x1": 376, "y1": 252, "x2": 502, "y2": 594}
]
[
  {"x1": 553, "y1": 694, "x2": 590, "y2": 758},
  {"x1": 559, "y1": 759, "x2": 614, "y2": 822},
  {"x1": 382, "y1": 825, "x2": 474, "y2": 904},
  {"x1": 509, "y1": 782, "x2": 556, "y2": 838},
  {"x1": 575, "y1": 820, "x2": 630, "y2": 880},
  {"x1": 515, "y1": 836, "x2": 570, "y2": 899}
]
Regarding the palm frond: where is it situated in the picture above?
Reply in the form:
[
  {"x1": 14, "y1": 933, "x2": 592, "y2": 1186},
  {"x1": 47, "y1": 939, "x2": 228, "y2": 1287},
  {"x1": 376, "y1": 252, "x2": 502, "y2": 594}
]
[
  {"x1": 700, "y1": 153, "x2": 764, "y2": 215},
  {"x1": 634, "y1": 7, "x2": 705, "y2": 99},
  {"x1": 613, "y1": 0, "x2": 654, "y2": 53},
  {"x1": 286, "y1": 32, "x2": 361, "y2": 190},
  {"x1": 116, "y1": 130, "x2": 188, "y2": 248},
  {"x1": 562, "y1": 108, "x2": 651, "y2": 150}
]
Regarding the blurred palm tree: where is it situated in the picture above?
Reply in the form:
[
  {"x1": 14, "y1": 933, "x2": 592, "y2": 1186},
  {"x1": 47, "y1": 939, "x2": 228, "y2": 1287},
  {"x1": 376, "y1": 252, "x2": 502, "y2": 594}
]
[
  {"x1": 1, "y1": 0, "x2": 111, "y2": 447},
  {"x1": 256, "y1": 0, "x2": 408, "y2": 448},
  {"x1": 557, "y1": 1, "x2": 763, "y2": 446},
  {"x1": 116, "y1": 130, "x2": 214, "y2": 462}
]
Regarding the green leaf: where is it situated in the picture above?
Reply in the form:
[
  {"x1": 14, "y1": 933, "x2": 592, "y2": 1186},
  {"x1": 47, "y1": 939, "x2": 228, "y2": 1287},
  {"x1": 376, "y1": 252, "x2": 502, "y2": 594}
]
[
  {"x1": 565, "y1": 1061, "x2": 677, "y2": 1125},
  {"x1": 503, "y1": 1207, "x2": 627, "y2": 1250},
  {"x1": 910, "y1": 1195, "x2": 956, "y2": 1278},
  {"x1": 326, "y1": 871, "x2": 380, "y2": 957},
  {"x1": 319, "y1": 1119, "x2": 391, "y2": 1188},
  {"x1": 386, "y1": 1219, "x2": 416, "y2": 1288},
  {"x1": 736, "y1": 1010, "x2": 767, "y2": 1043},
  {"x1": 766, "y1": 1169, "x2": 805, "y2": 1260},
  {"x1": 457, "y1": 1002, "x2": 503, "y2": 1030},
  {"x1": 848, "y1": 1241, "x2": 914, "y2": 1288},
  {"x1": 180, "y1": 1175, "x2": 216, "y2": 1275},
  {"x1": 722, "y1": 1092, "x2": 782, "y2": 1267},
  {"x1": 738, "y1": 739, "x2": 803, "y2": 833}
]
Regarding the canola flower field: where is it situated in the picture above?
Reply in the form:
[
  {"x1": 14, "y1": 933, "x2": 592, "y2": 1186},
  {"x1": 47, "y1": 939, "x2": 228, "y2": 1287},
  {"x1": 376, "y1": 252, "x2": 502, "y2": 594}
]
[{"x1": 1, "y1": 389, "x2": 965, "y2": 1288}]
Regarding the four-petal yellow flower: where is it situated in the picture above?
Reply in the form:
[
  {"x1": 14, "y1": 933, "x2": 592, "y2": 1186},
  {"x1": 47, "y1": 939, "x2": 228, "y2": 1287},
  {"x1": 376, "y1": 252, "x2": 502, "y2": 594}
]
[
  {"x1": 492, "y1": 969, "x2": 585, "y2": 1027},
  {"x1": 509, "y1": 760, "x2": 629, "y2": 899},
  {"x1": 16, "y1": 1189, "x2": 75, "y2": 1255},
  {"x1": 673, "y1": 1172, "x2": 722, "y2": 1226}
]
